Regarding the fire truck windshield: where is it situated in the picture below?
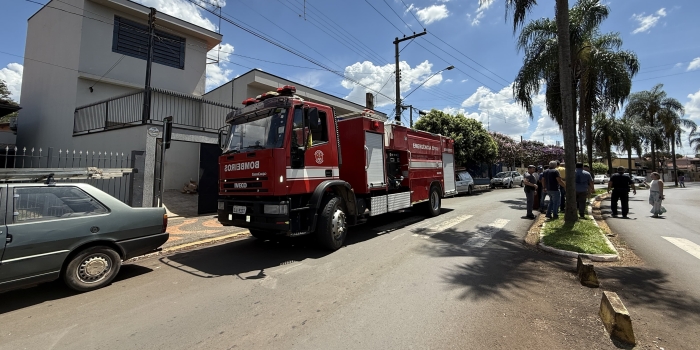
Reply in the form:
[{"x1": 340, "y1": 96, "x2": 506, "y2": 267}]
[{"x1": 223, "y1": 107, "x2": 288, "y2": 153}]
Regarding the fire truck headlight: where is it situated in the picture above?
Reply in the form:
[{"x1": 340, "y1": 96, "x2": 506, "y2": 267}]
[
  {"x1": 218, "y1": 201, "x2": 224, "y2": 210},
  {"x1": 264, "y1": 204, "x2": 288, "y2": 215},
  {"x1": 280, "y1": 175, "x2": 284, "y2": 183}
]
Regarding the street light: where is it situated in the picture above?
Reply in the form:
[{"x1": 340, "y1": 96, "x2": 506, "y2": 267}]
[{"x1": 402, "y1": 65, "x2": 454, "y2": 101}]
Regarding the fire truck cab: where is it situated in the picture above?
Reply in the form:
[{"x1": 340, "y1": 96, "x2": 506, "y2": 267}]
[{"x1": 217, "y1": 86, "x2": 455, "y2": 250}]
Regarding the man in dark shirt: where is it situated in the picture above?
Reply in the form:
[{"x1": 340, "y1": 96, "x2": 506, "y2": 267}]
[
  {"x1": 523, "y1": 165, "x2": 538, "y2": 219},
  {"x1": 543, "y1": 160, "x2": 566, "y2": 219},
  {"x1": 607, "y1": 166, "x2": 637, "y2": 218}
]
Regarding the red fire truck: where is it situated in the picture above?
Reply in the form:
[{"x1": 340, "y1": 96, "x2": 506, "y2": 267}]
[{"x1": 217, "y1": 86, "x2": 456, "y2": 250}]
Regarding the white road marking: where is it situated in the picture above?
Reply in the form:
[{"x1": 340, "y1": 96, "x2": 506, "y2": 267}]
[
  {"x1": 465, "y1": 219, "x2": 510, "y2": 247},
  {"x1": 374, "y1": 217, "x2": 423, "y2": 233},
  {"x1": 662, "y1": 237, "x2": 700, "y2": 260},
  {"x1": 410, "y1": 214, "x2": 474, "y2": 238}
]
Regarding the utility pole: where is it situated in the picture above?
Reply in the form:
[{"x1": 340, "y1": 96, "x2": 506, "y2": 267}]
[
  {"x1": 394, "y1": 30, "x2": 426, "y2": 123},
  {"x1": 409, "y1": 106, "x2": 413, "y2": 128},
  {"x1": 142, "y1": 7, "x2": 156, "y2": 124}
]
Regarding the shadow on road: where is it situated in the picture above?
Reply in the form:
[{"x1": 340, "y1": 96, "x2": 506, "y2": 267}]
[
  {"x1": 597, "y1": 266, "x2": 700, "y2": 323},
  {"x1": 161, "y1": 208, "x2": 452, "y2": 280},
  {"x1": 416, "y1": 224, "x2": 575, "y2": 301},
  {"x1": 0, "y1": 264, "x2": 153, "y2": 315},
  {"x1": 500, "y1": 198, "x2": 526, "y2": 210}
]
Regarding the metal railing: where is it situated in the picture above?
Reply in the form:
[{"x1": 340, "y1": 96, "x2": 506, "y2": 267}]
[
  {"x1": 74, "y1": 87, "x2": 236, "y2": 134},
  {"x1": 1, "y1": 146, "x2": 134, "y2": 205}
]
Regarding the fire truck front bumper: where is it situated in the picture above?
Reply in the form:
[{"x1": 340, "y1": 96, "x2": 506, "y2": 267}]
[{"x1": 218, "y1": 199, "x2": 290, "y2": 232}]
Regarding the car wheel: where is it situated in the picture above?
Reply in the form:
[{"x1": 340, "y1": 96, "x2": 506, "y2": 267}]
[
  {"x1": 63, "y1": 246, "x2": 121, "y2": 292},
  {"x1": 508, "y1": 181, "x2": 513, "y2": 189},
  {"x1": 520, "y1": 181, "x2": 524, "y2": 187},
  {"x1": 467, "y1": 185, "x2": 473, "y2": 196},
  {"x1": 316, "y1": 196, "x2": 347, "y2": 251}
]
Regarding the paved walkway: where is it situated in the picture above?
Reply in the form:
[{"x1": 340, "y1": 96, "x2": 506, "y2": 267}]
[{"x1": 163, "y1": 215, "x2": 248, "y2": 249}]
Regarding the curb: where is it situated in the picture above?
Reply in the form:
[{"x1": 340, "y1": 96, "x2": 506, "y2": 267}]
[
  {"x1": 537, "y1": 197, "x2": 620, "y2": 262},
  {"x1": 126, "y1": 230, "x2": 251, "y2": 262}
]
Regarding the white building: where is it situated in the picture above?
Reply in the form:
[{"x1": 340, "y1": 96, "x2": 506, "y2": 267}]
[{"x1": 16, "y1": 0, "x2": 383, "y2": 213}]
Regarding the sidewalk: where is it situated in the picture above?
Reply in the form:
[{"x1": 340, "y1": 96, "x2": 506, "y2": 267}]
[{"x1": 161, "y1": 190, "x2": 249, "y2": 249}]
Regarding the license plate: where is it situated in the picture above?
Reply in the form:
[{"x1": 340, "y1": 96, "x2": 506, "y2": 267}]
[{"x1": 232, "y1": 205, "x2": 246, "y2": 214}]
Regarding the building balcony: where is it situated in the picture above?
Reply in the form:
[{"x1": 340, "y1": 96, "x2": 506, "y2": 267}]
[{"x1": 73, "y1": 87, "x2": 236, "y2": 135}]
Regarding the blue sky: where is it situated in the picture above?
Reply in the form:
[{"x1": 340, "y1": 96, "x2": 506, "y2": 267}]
[{"x1": 2, "y1": 0, "x2": 700, "y2": 153}]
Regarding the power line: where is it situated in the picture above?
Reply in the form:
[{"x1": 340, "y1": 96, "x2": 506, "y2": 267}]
[
  {"x1": 399, "y1": 0, "x2": 423, "y2": 29},
  {"x1": 185, "y1": 0, "x2": 396, "y2": 101},
  {"x1": 363, "y1": 0, "x2": 405, "y2": 34},
  {"x1": 429, "y1": 33, "x2": 512, "y2": 86},
  {"x1": 381, "y1": 0, "x2": 412, "y2": 30}
]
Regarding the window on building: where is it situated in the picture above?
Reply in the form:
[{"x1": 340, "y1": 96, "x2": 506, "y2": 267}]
[
  {"x1": 112, "y1": 16, "x2": 186, "y2": 69},
  {"x1": 13, "y1": 187, "x2": 109, "y2": 223}
]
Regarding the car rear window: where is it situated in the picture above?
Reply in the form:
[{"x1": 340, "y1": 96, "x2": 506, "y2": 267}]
[{"x1": 13, "y1": 187, "x2": 108, "y2": 223}]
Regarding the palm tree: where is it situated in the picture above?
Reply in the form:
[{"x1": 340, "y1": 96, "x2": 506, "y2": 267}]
[
  {"x1": 658, "y1": 108, "x2": 695, "y2": 185},
  {"x1": 512, "y1": 0, "x2": 639, "y2": 171},
  {"x1": 690, "y1": 131, "x2": 700, "y2": 154},
  {"x1": 593, "y1": 112, "x2": 623, "y2": 173},
  {"x1": 623, "y1": 84, "x2": 684, "y2": 172},
  {"x1": 617, "y1": 118, "x2": 656, "y2": 174},
  {"x1": 504, "y1": 0, "x2": 582, "y2": 223}
]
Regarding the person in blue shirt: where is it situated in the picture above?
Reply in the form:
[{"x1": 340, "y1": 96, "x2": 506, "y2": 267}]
[{"x1": 574, "y1": 162, "x2": 594, "y2": 218}]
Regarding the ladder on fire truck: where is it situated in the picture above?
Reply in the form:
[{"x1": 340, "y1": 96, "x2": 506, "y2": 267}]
[
  {"x1": 0, "y1": 167, "x2": 135, "y2": 182},
  {"x1": 336, "y1": 109, "x2": 388, "y2": 123}
]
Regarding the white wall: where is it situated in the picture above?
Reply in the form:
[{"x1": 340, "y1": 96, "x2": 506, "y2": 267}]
[
  {"x1": 79, "y1": 0, "x2": 208, "y2": 98},
  {"x1": 163, "y1": 140, "x2": 200, "y2": 190},
  {"x1": 16, "y1": 0, "x2": 85, "y2": 151}
]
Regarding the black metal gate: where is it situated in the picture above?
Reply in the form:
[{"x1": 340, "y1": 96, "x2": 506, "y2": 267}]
[{"x1": 197, "y1": 143, "x2": 221, "y2": 214}]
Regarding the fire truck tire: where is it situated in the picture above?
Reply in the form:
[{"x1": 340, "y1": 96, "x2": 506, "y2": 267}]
[
  {"x1": 316, "y1": 196, "x2": 347, "y2": 251},
  {"x1": 249, "y1": 229, "x2": 277, "y2": 241},
  {"x1": 425, "y1": 185, "x2": 441, "y2": 217}
]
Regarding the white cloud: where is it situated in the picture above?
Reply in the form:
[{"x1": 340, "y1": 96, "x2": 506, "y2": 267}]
[
  {"x1": 460, "y1": 84, "x2": 535, "y2": 138},
  {"x1": 341, "y1": 60, "x2": 444, "y2": 107},
  {"x1": 0, "y1": 63, "x2": 23, "y2": 102},
  {"x1": 445, "y1": 79, "x2": 453, "y2": 83},
  {"x1": 415, "y1": 4, "x2": 450, "y2": 25},
  {"x1": 133, "y1": 0, "x2": 222, "y2": 31},
  {"x1": 471, "y1": 0, "x2": 494, "y2": 26},
  {"x1": 631, "y1": 8, "x2": 666, "y2": 34},
  {"x1": 461, "y1": 79, "x2": 468, "y2": 83},
  {"x1": 687, "y1": 57, "x2": 700, "y2": 71},
  {"x1": 686, "y1": 88, "x2": 700, "y2": 123},
  {"x1": 206, "y1": 43, "x2": 234, "y2": 91}
]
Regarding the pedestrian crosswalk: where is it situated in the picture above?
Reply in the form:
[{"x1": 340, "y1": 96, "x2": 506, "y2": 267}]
[
  {"x1": 371, "y1": 212, "x2": 511, "y2": 248},
  {"x1": 662, "y1": 237, "x2": 700, "y2": 260}
]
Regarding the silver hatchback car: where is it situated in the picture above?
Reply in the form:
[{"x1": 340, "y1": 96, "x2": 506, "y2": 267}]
[{"x1": 0, "y1": 183, "x2": 169, "y2": 293}]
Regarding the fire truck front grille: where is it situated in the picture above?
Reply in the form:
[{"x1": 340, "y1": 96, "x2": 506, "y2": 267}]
[{"x1": 221, "y1": 181, "x2": 268, "y2": 193}]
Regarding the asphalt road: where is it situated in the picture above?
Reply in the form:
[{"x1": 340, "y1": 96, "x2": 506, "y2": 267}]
[
  {"x1": 600, "y1": 182, "x2": 700, "y2": 349},
  {"x1": 0, "y1": 187, "x2": 634, "y2": 349}
]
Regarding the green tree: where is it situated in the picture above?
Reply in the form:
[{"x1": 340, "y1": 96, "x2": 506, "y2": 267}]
[
  {"x1": 0, "y1": 79, "x2": 19, "y2": 122},
  {"x1": 414, "y1": 109, "x2": 498, "y2": 166},
  {"x1": 616, "y1": 118, "x2": 657, "y2": 174},
  {"x1": 591, "y1": 162, "x2": 607, "y2": 175},
  {"x1": 501, "y1": 0, "x2": 625, "y2": 223},
  {"x1": 512, "y1": 0, "x2": 638, "y2": 171},
  {"x1": 592, "y1": 112, "x2": 622, "y2": 174},
  {"x1": 623, "y1": 84, "x2": 684, "y2": 172},
  {"x1": 690, "y1": 131, "x2": 700, "y2": 155},
  {"x1": 658, "y1": 108, "x2": 695, "y2": 185}
]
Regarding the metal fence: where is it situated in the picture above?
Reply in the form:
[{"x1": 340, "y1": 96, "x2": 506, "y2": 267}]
[
  {"x1": 1, "y1": 146, "x2": 134, "y2": 205},
  {"x1": 73, "y1": 87, "x2": 236, "y2": 134}
]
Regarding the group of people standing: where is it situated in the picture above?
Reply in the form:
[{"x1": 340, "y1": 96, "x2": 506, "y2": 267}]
[
  {"x1": 521, "y1": 162, "x2": 668, "y2": 220},
  {"x1": 522, "y1": 161, "x2": 594, "y2": 220}
]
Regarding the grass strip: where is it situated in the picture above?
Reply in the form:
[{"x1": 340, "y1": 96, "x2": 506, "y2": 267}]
[{"x1": 542, "y1": 212, "x2": 615, "y2": 254}]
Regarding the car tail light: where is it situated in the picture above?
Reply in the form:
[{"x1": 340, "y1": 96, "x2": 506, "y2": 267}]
[{"x1": 162, "y1": 214, "x2": 168, "y2": 233}]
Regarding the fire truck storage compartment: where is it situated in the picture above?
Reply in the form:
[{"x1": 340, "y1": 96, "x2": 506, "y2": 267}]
[
  {"x1": 337, "y1": 117, "x2": 387, "y2": 194},
  {"x1": 442, "y1": 153, "x2": 456, "y2": 195},
  {"x1": 406, "y1": 131, "x2": 444, "y2": 203}
]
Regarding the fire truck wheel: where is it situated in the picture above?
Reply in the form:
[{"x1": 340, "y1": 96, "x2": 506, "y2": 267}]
[
  {"x1": 316, "y1": 196, "x2": 347, "y2": 251},
  {"x1": 249, "y1": 229, "x2": 277, "y2": 240},
  {"x1": 425, "y1": 185, "x2": 441, "y2": 217}
]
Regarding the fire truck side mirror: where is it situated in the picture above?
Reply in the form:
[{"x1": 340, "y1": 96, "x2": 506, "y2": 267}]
[{"x1": 218, "y1": 128, "x2": 225, "y2": 150}]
